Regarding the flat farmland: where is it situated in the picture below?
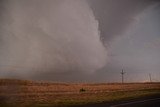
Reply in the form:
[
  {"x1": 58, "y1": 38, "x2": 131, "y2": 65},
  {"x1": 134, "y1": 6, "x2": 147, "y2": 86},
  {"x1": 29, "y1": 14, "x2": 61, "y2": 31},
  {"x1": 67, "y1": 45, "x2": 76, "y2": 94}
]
[{"x1": 0, "y1": 79, "x2": 160, "y2": 107}]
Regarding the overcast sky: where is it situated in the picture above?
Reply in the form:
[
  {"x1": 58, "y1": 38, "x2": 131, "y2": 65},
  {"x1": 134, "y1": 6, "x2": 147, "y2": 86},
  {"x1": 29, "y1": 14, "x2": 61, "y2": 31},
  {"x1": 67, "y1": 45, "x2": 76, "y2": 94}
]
[{"x1": 0, "y1": 0, "x2": 160, "y2": 82}]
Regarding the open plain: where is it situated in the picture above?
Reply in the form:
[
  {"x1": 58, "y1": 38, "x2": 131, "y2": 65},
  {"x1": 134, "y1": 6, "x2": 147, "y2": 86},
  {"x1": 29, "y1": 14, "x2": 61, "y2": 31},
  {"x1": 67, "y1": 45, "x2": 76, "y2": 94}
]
[{"x1": 0, "y1": 79, "x2": 160, "y2": 107}]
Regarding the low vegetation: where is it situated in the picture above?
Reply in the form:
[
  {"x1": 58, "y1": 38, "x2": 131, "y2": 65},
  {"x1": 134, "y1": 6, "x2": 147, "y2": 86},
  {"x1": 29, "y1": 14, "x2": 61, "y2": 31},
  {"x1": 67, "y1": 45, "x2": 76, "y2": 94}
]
[
  {"x1": 79, "y1": 88, "x2": 86, "y2": 92},
  {"x1": 0, "y1": 79, "x2": 160, "y2": 107}
]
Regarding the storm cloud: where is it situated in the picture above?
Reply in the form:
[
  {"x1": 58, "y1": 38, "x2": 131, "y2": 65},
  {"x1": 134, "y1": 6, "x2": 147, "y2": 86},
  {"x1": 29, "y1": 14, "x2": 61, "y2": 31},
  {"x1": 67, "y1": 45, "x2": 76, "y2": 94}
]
[
  {"x1": 0, "y1": 0, "x2": 160, "y2": 82},
  {"x1": 88, "y1": 0, "x2": 159, "y2": 44},
  {"x1": 0, "y1": 0, "x2": 107, "y2": 80},
  {"x1": 89, "y1": 0, "x2": 160, "y2": 82}
]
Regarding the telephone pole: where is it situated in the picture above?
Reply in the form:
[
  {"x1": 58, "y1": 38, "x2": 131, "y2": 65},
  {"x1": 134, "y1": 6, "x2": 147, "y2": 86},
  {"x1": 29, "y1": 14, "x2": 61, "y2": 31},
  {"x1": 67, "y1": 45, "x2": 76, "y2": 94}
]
[
  {"x1": 149, "y1": 73, "x2": 152, "y2": 82},
  {"x1": 121, "y1": 69, "x2": 125, "y2": 83}
]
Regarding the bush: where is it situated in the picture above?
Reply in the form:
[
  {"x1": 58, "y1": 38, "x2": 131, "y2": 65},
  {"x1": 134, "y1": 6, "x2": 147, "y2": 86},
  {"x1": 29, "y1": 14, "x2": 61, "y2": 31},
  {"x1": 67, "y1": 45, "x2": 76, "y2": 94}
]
[{"x1": 79, "y1": 88, "x2": 86, "y2": 92}]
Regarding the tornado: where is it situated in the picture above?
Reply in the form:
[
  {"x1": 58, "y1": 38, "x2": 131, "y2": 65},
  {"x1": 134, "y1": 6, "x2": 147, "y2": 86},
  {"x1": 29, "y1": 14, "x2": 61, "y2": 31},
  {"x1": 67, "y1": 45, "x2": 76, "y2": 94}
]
[{"x1": 0, "y1": 0, "x2": 107, "y2": 80}]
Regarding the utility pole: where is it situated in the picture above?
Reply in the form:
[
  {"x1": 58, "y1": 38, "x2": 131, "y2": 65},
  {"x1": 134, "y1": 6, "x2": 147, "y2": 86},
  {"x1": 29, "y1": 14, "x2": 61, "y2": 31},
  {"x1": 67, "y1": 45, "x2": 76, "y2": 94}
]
[
  {"x1": 121, "y1": 69, "x2": 125, "y2": 83},
  {"x1": 149, "y1": 73, "x2": 152, "y2": 82}
]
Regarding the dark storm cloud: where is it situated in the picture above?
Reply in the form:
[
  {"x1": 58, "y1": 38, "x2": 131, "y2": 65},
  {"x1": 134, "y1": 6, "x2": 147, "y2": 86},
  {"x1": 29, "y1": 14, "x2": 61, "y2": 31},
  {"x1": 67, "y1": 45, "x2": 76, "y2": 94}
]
[
  {"x1": 93, "y1": 1, "x2": 160, "y2": 82},
  {"x1": 88, "y1": 0, "x2": 160, "y2": 44}
]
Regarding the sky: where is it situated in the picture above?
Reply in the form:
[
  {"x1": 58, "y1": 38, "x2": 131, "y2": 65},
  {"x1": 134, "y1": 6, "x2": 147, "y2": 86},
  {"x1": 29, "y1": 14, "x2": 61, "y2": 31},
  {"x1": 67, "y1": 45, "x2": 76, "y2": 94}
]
[{"x1": 0, "y1": 0, "x2": 160, "y2": 82}]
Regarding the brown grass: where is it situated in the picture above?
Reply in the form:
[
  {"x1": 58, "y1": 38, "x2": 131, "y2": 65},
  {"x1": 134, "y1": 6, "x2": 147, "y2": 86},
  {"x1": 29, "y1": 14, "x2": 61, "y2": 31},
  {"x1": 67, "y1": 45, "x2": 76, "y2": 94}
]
[{"x1": 0, "y1": 79, "x2": 160, "y2": 107}]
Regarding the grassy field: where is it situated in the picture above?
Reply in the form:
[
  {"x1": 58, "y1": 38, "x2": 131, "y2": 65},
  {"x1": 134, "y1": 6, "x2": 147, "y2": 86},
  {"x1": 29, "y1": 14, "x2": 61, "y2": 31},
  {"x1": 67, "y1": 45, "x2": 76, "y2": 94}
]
[{"x1": 0, "y1": 79, "x2": 160, "y2": 107}]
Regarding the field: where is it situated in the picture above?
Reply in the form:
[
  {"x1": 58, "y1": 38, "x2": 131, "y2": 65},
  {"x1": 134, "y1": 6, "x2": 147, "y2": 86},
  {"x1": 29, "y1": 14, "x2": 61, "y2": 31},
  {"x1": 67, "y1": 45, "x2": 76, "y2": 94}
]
[{"x1": 0, "y1": 79, "x2": 160, "y2": 107}]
